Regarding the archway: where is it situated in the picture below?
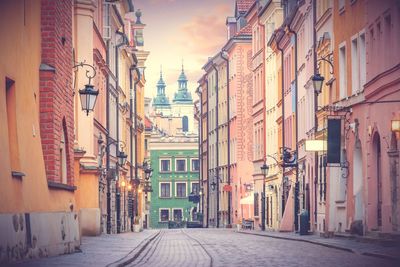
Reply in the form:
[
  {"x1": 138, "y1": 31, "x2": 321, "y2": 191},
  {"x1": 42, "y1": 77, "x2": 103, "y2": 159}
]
[{"x1": 372, "y1": 133, "x2": 382, "y2": 229}]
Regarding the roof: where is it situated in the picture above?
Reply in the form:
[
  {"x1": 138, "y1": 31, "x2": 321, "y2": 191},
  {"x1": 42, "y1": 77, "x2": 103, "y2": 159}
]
[
  {"x1": 236, "y1": 23, "x2": 252, "y2": 36},
  {"x1": 236, "y1": 0, "x2": 256, "y2": 14},
  {"x1": 145, "y1": 116, "x2": 152, "y2": 129}
]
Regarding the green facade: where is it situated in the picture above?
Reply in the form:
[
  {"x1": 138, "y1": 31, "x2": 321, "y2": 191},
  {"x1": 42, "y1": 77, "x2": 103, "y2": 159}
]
[{"x1": 150, "y1": 148, "x2": 199, "y2": 229}]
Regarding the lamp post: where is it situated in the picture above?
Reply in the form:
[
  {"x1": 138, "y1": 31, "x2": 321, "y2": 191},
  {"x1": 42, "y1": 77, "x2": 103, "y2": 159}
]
[
  {"x1": 120, "y1": 180, "x2": 126, "y2": 231},
  {"x1": 311, "y1": 53, "x2": 334, "y2": 232},
  {"x1": 142, "y1": 161, "x2": 153, "y2": 230},
  {"x1": 260, "y1": 163, "x2": 269, "y2": 231}
]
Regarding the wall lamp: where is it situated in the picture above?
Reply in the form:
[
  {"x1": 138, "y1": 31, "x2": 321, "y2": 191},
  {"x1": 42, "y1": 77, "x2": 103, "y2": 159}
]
[
  {"x1": 312, "y1": 54, "x2": 334, "y2": 96},
  {"x1": 73, "y1": 61, "x2": 99, "y2": 116}
]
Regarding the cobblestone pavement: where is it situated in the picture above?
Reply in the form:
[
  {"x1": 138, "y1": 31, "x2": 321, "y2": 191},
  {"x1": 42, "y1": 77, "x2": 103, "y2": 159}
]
[
  {"x1": 8, "y1": 230, "x2": 159, "y2": 267},
  {"x1": 238, "y1": 229, "x2": 400, "y2": 260},
  {"x1": 8, "y1": 229, "x2": 399, "y2": 267}
]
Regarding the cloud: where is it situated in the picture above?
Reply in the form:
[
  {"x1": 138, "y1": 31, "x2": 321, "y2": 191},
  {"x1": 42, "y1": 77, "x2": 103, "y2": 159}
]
[{"x1": 174, "y1": 3, "x2": 231, "y2": 56}]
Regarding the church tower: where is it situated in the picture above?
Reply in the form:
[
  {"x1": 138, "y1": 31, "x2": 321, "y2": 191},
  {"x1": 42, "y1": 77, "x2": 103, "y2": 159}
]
[
  {"x1": 152, "y1": 67, "x2": 171, "y2": 115},
  {"x1": 172, "y1": 63, "x2": 195, "y2": 133}
]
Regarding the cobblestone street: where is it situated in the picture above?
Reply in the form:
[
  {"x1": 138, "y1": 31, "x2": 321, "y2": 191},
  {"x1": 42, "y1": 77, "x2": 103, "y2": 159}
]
[{"x1": 10, "y1": 229, "x2": 399, "y2": 267}]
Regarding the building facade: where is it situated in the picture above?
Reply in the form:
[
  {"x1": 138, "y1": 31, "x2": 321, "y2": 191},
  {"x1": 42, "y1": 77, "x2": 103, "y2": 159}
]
[
  {"x1": 0, "y1": 0, "x2": 149, "y2": 263},
  {"x1": 149, "y1": 134, "x2": 199, "y2": 229},
  {"x1": 0, "y1": 1, "x2": 79, "y2": 262},
  {"x1": 260, "y1": 0, "x2": 283, "y2": 230}
]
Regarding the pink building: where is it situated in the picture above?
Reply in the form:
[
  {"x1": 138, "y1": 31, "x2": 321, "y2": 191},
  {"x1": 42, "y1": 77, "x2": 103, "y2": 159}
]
[
  {"x1": 225, "y1": 20, "x2": 253, "y2": 224},
  {"x1": 346, "y1": 0, "x2": 400, "y2": 234}
]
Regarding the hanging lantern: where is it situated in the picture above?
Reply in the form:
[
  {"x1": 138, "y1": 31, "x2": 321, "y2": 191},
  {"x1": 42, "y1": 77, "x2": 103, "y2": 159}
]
[
  {"x1": 79, "y1": 84, "x2": 99, "y2": 116},
  {"x1": 117, "y1": 150, "x2": 128, "y2": 166},
  {"x1": 312, "y1": 73, "x2": 325, "y2": 95}
]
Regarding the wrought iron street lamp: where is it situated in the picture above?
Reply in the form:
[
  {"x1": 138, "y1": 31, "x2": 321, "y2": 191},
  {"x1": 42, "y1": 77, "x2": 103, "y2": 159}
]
[
  {"x1": 260, "y1": 163, "x2": 269, "y2": 231},
  {"x1": 73, "y1": 62, "x2": 99, "y2": 116},
  {"x1": 117, "y1": 150, "x2": 128, "y2": 166},
  {"x1": 312, "y1": 73, "x2": 324, "y2": 96}
]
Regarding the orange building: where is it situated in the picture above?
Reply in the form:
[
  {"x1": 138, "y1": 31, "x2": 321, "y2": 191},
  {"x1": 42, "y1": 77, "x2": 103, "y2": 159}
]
[{"x1": 0, "y1": 0, "x2": 79, "y2": 263}]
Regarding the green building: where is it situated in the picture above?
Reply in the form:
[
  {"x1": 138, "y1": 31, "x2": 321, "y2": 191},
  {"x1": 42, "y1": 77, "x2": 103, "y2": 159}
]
[{"x1": 149, "y1": 133, "x2": 200, "y2": 228}]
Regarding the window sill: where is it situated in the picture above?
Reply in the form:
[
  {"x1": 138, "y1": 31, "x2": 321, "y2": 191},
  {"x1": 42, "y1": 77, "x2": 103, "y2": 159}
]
[
  {"x1": 160, "y1": 171, "x2": 172, "y2": 174},
  {"x1": 175, "y1": 196, "x2": 187, "y2": 199},
  {"x1": 12, "y1": 171, "x2": 26, "y2": 179},
  {"x1": 48, "y1": 181, "x2": 77, "y2": 192},
  {"x1": 159, "y1": 196, "x2": 172, "y2": 199}
]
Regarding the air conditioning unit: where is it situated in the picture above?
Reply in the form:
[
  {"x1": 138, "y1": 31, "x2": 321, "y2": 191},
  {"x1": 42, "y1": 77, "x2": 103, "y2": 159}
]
[{"x1": 103, "y1": 26, "x2": 111, "y2": 40}]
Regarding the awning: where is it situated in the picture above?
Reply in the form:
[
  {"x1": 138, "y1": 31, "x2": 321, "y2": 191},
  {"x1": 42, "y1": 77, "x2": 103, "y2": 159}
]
[{"x1": 240, "y1": 193, "x2": 254, "y2": 205}]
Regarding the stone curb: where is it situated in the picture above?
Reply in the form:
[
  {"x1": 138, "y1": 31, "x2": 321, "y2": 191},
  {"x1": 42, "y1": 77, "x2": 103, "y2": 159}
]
[{"x1": 235, "y1": 230, "x2": 398, "y2": 261}]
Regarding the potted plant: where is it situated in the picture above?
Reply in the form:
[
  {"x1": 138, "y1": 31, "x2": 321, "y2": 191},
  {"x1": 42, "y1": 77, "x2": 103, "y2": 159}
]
[{"x1": 133, "y1": 217, "x2": 141, "y2": 232}]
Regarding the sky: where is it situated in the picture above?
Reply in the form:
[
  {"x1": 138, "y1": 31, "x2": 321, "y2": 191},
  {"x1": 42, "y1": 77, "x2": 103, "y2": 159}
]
[{"x1": 135, "y1": 0, "x2": 233, "y2": 99}]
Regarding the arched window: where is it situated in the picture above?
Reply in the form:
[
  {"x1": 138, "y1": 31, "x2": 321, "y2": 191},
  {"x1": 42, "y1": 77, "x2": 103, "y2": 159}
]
[
  {"x1": 60, "y1": 121, "x2": 68, "y2": 184},
  {"x1": 182, "y1": 116, "x2": 189, "y2": 132}
]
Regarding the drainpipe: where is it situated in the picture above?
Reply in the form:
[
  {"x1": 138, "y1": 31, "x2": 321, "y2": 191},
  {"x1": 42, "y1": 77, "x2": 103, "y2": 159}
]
[
  {"x1": 129, "y1": 53, "x2": 140, "y2": 230},
  {"x1": 212, "y1": 63, "x2": 220, "y2": 228},
  {"x1": 106, "y1": 37, "x2": 111, "y2": 234},
  {"x1": 115, "y1": 30, "x2": 128, "y2": 234},
  {"x1": 313, "y1": 0, "x2": 319, "y2": 231},
  {"x1": 197, "y1": 86, "x2": 202, "y2": 216},
  {"x1": 257, "y1": 6, "x2": 267, "y2": 229},
  {"x1": 133, "y1": 61, "x2": 141, "y2": 219},
  {"x1": 220, "y1": 51, "x2": 231, "y2": 226},
  {"x1": 287, "y1": 23, "x2": 299, "y2": 232},
  {"x1": 205, "y1": 78, "x2": 210, "y2": 228},
  {"x1": 277, "y1": 33, "x2": 285, "y2": 219}
]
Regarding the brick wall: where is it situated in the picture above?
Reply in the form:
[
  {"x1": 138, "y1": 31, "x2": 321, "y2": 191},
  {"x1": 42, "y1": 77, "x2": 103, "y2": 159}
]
[{"x1": 39, "y1": 0, "x2": 74, "y2": 184}]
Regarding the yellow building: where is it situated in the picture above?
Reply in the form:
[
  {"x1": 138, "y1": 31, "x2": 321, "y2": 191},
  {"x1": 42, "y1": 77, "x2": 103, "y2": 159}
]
[
  {"x1": 0, "y1": 0, "x2": 79, "y2": 263},
  {"x1": 73, "y1": 1, "x2": 149, "y2": 235},
  {"x1": 0, "y1": 1, "x2": 149, "y2": 264},
  {"x1": 260, "y1": 0, "x2": 283, "y2": 231}
]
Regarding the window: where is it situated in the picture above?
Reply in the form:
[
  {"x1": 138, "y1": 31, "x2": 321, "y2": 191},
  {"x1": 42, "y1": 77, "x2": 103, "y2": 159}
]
[
  {"x1": 60, "y1": 124, "x2": 67, "y2": 184},
  {"x1": 339, "y1": 0, "x2": 345, "y2": 13},
  {"x1": 359, "y1": 33, "x2": 366, "y2": 88},
  {"x1": 173, "y1": 209, "x2": 183, "y2": 222},
  {"x1": 339, "y1": 44, "x2": 347, "y2": 99},
  {"x1": 160, "y1": 182, "x2": 171, "y2": 198},
  {"x1": 191, "y1": 182, "x2": 199, "y2": 194},
  {"x1": 160, "y1": 209, "x2": 169, "y2": 222},
  {"x1": 175, "y1": 159, "x2": 186, "y2": 172},
  {"x1": 351, "y1": 37, "x2": 359, "y2": 94},
  {"x1": 191, "y1": 159, "x2": 199, "y2": 172},
  {"x1": 182, "y1": 116, "x2": 189, "y2": 132},
  {"x1": 176, "y1": 182, "x2": 187, "y2": 198},
  {"x1": 160, "y1": 159, "x2": 171, "y2": 172},
  {"x1": 6, "y1": 78, "x2": 20, "y2": 171},
  {"x1": 254, "y1": 193, "x2": 259, "y2": 216}
]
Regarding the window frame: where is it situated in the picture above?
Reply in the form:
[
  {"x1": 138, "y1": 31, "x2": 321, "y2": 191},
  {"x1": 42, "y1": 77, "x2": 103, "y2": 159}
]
[
  {"x1": 159, "y1": 182, "x2": 172, "y2": 198},
  {"x1": 159, "y1": 208, "x2": 170, "y2": 222},
  {"x1": 172, "y1": 208, "x2": 184, "y2": 222},
  {"x1": 175, "y1": 181, "x2": 187, "y2": 198},
  {"x1": 175, "y1": 158, "x2": 187, "y2": 173},
  {"x1": 190, "y1": 158, "x2": 200, "y2": 172},
  {"x1": 190, "y1": 182, "x2": 200, "y2": 194},
  {"x1": 159, "y1": 158, "x2": 172, "y2": 173}
]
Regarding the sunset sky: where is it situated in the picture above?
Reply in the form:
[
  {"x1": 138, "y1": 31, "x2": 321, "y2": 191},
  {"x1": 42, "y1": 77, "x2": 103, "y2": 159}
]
[{"x1": 135, "y1": 0, "x2": 233, "y2": 99}]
